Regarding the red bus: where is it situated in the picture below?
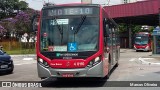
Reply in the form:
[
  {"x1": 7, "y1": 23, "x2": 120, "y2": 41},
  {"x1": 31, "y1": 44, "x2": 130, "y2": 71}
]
[
  {"x1": 134, "y1": 32, "x2": 152, "y2": 52},
  {"x1": 36, "y1": 4, "x2": 120, "y2": 79}
]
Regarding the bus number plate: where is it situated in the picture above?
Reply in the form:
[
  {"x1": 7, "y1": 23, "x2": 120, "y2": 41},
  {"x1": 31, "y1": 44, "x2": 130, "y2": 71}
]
[{"x1": 62, "y1": 73, "x2": 74, "y2": 77}]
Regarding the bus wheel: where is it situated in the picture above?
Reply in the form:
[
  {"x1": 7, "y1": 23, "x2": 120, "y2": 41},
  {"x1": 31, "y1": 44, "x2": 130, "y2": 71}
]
[
  {"x1": 106, "y1": 57, "x2": 111, "y2": 79},
  {"x1": 115, "y1": 62, "x2": 119, "y2": 67}
]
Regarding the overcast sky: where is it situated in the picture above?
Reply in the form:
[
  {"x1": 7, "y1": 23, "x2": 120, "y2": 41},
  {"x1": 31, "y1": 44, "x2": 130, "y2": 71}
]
[{"x1": 25, "y1": 0, "x2": 122, "y2": 10}]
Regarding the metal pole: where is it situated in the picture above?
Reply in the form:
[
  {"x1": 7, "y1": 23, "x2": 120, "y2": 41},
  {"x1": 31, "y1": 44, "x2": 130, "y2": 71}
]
[
  {"x1": 159, "y1": 8, "x2": 160, "y2": 27},
  {"x1": 129, "y1": 26, "x2": 132, "y2": 48}
]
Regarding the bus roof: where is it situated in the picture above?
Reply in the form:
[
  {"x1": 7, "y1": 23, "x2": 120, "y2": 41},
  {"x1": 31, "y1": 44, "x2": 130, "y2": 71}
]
[{"x1": 42, "y1": 3, "x2": 101, "y2": 9}]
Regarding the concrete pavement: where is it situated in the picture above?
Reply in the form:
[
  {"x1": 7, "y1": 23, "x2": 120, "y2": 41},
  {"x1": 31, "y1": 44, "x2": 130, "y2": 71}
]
[{"x1": 121, "y1": 48, "x2": 160, "y2": 65}]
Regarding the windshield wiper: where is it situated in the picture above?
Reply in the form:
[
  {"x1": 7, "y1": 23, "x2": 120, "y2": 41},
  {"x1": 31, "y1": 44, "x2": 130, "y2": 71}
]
[
  {"x1": 73, "y1": 16, "x2": 86, "y2": 42},
  {"x1": 74, "y1": 15, "x2": 86, "y2": 34},
  {"x1": 53, "y1": 17, "x2": 63, "y2": 44}
]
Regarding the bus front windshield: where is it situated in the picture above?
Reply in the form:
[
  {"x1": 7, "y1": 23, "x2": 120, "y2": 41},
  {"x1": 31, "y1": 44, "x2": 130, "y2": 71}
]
[
  {"x1": 135, "y1": 36, "x2": 149, "y2": 45},
  {"x1": 40, "y1": 16, "x2": 99, "y2": 52}
]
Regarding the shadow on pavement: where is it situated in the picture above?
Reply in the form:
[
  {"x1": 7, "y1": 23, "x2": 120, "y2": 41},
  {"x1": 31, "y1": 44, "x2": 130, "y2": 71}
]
[
  {"x1": 40, "y1": 78, "x2": 107, "y2": 87},
  {"x1": 39, "y1": 64, "x2": 118, "y2": 88},
  {"x1": 0, "y1": 72, "x2": 13, "y2": 76}
]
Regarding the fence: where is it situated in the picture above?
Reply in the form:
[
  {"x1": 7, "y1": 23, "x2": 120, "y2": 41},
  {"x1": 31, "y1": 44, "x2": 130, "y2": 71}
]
[{"x1": 0, "y1": 40, "x2": 36, "y2": 54}]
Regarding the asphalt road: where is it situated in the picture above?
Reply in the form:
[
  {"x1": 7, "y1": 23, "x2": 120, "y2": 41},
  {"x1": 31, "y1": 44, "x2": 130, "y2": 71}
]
[{"x1": 0, "y1": 49, "x2": 160, "y2": 90}]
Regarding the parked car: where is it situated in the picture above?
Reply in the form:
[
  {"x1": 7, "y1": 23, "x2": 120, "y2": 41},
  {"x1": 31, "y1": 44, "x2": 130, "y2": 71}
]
[{"x1": 0, "y1": 50, "x2": 14, "y2": 74}]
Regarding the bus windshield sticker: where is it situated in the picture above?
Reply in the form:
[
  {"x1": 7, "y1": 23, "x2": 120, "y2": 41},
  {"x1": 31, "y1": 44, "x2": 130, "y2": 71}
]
[
  {"x1": 43, "y1": 32, "x2": 47, "y2": 37},
  {"x1": 50, "y1": 19, "x2": 68, "y2": 25},
  {"x1": 56, "y1": 53, "x2": 78, "y2": 57},
  {"x1": 48, "y1": 46, "x2": 54, "y2": 51},
  {"x1": 53, "y1": 46, "x2": 67, "y2": 51},
  {"x1": 68, "y1": 42, "x2": 77, "y2": 52},
  {"x1": 136, "y1": 37, "x2": 141, "y2": 39}
]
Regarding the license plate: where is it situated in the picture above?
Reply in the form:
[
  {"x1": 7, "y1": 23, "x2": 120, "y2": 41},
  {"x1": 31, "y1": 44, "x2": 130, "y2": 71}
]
[
  {"x1": 1, "y1": 65, "x2": 8, "y2": 69},
  {"x1": 62, "y1": 73, "x2": 74, "y2": 77}
]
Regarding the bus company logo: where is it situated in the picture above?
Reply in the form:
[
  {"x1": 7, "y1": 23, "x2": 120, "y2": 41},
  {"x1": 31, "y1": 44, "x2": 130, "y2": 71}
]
[
  {"x1": 2, "y1": 82, "x2": 12, "y2": 87},
  {"x1": 56, "y1": 53, "x2": 78, "y2": 57},
  {"x1": 66, "y1": 62, "x2": 70, "y2": 67},
  {"x1": 56, "y1": 53, "x2": 61, "y2": 57}
]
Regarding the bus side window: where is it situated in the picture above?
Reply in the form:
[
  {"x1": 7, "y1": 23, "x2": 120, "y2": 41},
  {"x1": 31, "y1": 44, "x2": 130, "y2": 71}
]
[
  {"x1": 103, "y1": 18, "x2": 107, "y2": 46},
  {"x1": 103, "y1": 18, "x2": 111, "y2": 47}
]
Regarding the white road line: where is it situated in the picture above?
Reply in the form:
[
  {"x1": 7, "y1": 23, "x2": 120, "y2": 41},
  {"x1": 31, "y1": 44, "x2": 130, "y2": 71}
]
[
  {"x1": 14, "y1": 62, "x2": 36, "y2": 66},
  {"x1": 138, "y1": 57, "x2": 160, "y2": 65},
  {"x1": 129, "y1": 58, "x2": 136, "y2": 61},
  {"x1": 23, "y1": 58, "x2": 34, "y2": 60},
  {"x1": 141, "y1": 58, "x2": 154, "y2": 60}
]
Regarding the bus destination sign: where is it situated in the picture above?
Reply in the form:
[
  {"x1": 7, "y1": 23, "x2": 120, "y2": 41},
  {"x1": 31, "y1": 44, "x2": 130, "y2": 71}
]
[{"x1": 46, "y1": 8, "x2": 94, "y2": 16}]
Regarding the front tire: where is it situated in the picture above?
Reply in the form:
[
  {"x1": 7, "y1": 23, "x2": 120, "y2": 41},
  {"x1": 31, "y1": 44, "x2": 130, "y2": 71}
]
[
  {"x1": 115, "y1": 62, "x2": 119, "y2": 67},
  {"x1": 106, "y1": 56, "x2": 111, "y2": 79},
  {"x1": 7, "y1": 68, "x2": 13, "y2": 74}
]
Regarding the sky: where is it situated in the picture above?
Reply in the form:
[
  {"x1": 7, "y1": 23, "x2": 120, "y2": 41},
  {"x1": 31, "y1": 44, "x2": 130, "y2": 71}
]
[{"x1": 25, "y1": 0, "x2": 122, "y2": 10}]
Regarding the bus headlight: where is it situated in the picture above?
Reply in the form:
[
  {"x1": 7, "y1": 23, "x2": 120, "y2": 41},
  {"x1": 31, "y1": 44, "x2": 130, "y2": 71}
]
[
  {"x1": 145, "y1": 46, "x2": 149, "y2": 50},
  {"x1": 134, "y1": 45, "x2": 137, "y2": 49},
  {"x1": 87, "y1": 57, "x2": 101, "y2": 68},
  {"x1": 38, "y1": 58, "x2": 49, "y2": 68}
]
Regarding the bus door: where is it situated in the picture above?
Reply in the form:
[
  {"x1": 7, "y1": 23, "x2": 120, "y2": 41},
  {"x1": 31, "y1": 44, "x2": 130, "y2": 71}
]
[
  {"x1": 103, "y1": 18, "x2": 116, "y2": 68},
  {"x1": 111, "y1": 28, "x2": 117, "y2": 66},
  {"x1": 103, "y1": 18, "x2": 115, "y2": 74},
  {"x1": 103, "y1": 18, "x2": 110, "y2": 71}
]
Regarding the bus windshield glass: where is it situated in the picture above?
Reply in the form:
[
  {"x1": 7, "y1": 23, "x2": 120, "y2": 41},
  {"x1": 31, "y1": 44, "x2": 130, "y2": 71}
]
[
  {"x1": 40, "y1": 7, "x2": 99, "y2": 52},
  {"x1": 135, "y1": 36, "x2": 148, "y2": 45}
]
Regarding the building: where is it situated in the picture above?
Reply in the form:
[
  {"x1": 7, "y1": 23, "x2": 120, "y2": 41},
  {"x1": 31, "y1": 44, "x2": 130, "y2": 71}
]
[{"x1": 81, "y1": 0, "x2": 92, "y2": 4}]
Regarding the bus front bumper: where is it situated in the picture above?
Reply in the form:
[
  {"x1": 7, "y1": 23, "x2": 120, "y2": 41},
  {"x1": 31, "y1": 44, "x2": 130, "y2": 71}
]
[
  {"x1": 37, "y1": 61, "x2": 103, "y2": 78},
  {"x1": 134, "y1": 46, "x2": 150, "y2": 51}
]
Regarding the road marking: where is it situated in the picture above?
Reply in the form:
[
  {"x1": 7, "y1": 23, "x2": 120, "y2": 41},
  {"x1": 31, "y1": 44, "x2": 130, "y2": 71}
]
[
  {"x1": 129, "y1": 58, "x2": 136, "y2": 61},
  {"x1": 14, "y1": 62, "x2": 36, "y2": 66},
  {"x1": 23, "y1": 58, "x2": 34, "y2": 61},
  {"x1": 138, "y1": 57, "x2": 160, "y2": 65}
]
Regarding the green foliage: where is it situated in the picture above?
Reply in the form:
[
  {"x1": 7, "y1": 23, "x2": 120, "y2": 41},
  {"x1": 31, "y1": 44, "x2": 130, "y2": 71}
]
[
  {"x1": 0, "y1": 0, "x2": 38, "y2": 55},
  {"x1": 149, "y1": 26, "x2": 154, "y2": 33},
  {"x1": 18, "y1": 1, "x2": 28, "y2": 10},
  {"x1": 6, "y1": 49, "x2": 35, "y2": 55},
  {"x1": 118, "y1": 23, "x2": 127, "y2": 33},
  {"x1": 0, "y1": 0, "x2": 28, "y2": 19},
  {"x1": 132, "y1": 25, "x2": 141, "y2": 34},
  {"x1": 118, "y1": 23, "x2": 155, "y2": 36}
]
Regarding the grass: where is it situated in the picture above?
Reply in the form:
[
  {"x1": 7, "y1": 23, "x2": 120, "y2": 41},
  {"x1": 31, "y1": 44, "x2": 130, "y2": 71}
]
[{"x1": 5, "y1": 49, "x2": 36, "y2": 55}]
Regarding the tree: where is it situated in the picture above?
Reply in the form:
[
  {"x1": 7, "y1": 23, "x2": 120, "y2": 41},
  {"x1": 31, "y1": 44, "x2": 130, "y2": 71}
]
[
  {"x1": 118, "y1": 23, "x2": 142, "y2": 34},
  {"x1": 15, "y1": 11, "x2": 30, "y2": 35},
  {"x1": 0, "y1": 25, "x2": 6, "y2": 39},
  {"x1": 0, "y1": 0, "x2": 28, "y2": 19},
  {"x1": 18, "y1": 1, "x2": 28, "y2": 10},
  {"x1": 118, "y1": 23, "x2": 128, "y2": 33}
]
